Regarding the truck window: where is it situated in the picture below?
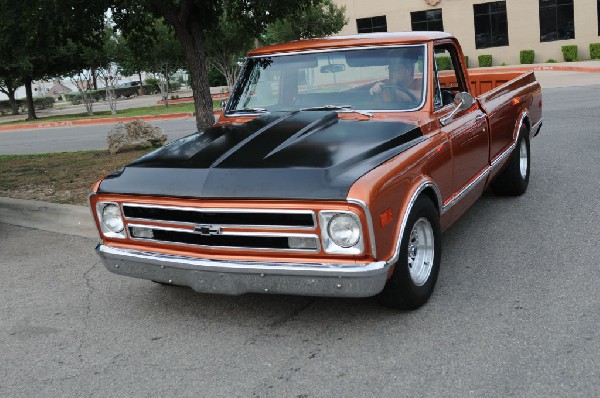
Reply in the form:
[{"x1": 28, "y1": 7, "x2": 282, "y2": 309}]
[
  {"x1": 228, "y1": 45, "x2": 427, "y2": 113},
  {"x1": 433, "y1": 45, "x2": 467, "y2": 110}
]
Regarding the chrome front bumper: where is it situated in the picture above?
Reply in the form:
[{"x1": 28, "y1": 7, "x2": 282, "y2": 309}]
[{"x1": 96, "y1": 245, "x2": 390, "y2": 297}]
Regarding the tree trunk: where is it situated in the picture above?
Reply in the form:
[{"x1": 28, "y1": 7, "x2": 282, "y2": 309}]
[
  {"x1": 24, "y1": 78, "x2": 37, "y2": 120},
  {"x1": 173, "y1": 22, "x2": 214, "y2": 131},
  {"x1": 91, "y1": 67, "x2": 98, "y2": 90},
  {"x1": 138, "y1": 71, "x2": 145, "y2": 95},
  {"x1": 7, "y1": 90, "x2": 18, "y2": 115}
]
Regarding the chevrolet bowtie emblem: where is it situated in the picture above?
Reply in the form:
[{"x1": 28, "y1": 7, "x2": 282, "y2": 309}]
[{"x1": 194, "y1": 225, "x2": 221, "y2": 236}]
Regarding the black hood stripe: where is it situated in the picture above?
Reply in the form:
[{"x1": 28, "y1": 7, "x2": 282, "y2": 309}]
[
  {"x1": 99, "y1": 112, "x2": 424, "y2": 200},
  {"x1": 211, "y1": 111, "x2": 296, "y2": 168},
  {"x1": 265, "y1": 112, "x2": 339, "y2": 159}
]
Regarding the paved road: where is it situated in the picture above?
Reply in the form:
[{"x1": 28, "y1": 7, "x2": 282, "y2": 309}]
[
  {"x1": 0, "y1": 118, "x2": 198, "y2": 155},
  {"x1": 1, "y1": 86, "x2": 599, "y2": 397}
]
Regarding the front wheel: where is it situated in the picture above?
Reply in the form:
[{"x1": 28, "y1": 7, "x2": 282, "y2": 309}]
[{"x1": 377, "y1": 197, "x2": 441, "y2": 310}]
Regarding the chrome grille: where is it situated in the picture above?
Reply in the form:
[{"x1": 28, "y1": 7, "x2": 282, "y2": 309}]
[
  {"x1": 121, "y1": 204, "x2": 319, "y2": 253},
  {"x1": 122, "y1": 204, "x2": 316, "y2": 229}
]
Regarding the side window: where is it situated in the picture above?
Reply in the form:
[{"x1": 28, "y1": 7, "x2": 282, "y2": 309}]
[{"x1": 433, "y1": 45, "x2": 467, "y2": 110}]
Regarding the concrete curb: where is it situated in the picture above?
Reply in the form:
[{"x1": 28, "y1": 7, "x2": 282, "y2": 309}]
[
  {"x1": 0, "y1": 112, "x2": 195, "y2": 132},
  {"x1": 471, "y1": 64, "x2": 600, "y2": 73},
  {"x1": 0, "y1": 197, "x2": 97, "y2": 239}
]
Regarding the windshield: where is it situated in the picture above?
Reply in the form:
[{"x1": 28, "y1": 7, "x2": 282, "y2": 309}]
[{"x1": 227, "y1": 45, "x2": 426, "y2": 114}]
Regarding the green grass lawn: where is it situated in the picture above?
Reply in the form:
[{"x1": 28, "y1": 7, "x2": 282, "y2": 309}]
[{"x1": 0, "y1": 103, "x2": 198, "y2": 126}]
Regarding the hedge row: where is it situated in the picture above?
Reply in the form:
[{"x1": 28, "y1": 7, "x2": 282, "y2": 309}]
[
  {"x1": 0, "y1": 96, "x2": 55, "y2": 115},
  {"x1": 61, "y1": 82, "x2": 181, "y2": 105}
]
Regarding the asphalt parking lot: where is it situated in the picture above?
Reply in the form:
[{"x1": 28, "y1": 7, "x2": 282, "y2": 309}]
[{"x1": 1, "y1": 85, "x2": 599, "y2": 397}]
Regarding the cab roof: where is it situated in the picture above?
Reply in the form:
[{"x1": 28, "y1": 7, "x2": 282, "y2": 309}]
[{"x1": 248, "y1": 32, "x2": 454, "y2": 56}]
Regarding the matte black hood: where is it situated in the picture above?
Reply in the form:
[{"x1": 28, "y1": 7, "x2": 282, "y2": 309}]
[{"x1": 98, "y1": 111, "x2": 424, "y2": 200}]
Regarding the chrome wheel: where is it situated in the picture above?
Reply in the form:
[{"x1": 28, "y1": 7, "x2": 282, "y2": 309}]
[
  {"x1": 407, "y1": 217, "x2": 435, "y2": 286},
  {"x1": 519, "y1": 138, "x2": 528, "y2": 179}
]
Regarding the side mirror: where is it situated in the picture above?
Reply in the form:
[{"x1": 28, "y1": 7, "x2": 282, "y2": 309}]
[
  {"x1": 440, "y1": 92, "x2": 474, "y2": 126},
  {"x1": 220, "y1": 99, "x2": 228, "y2": 110}
]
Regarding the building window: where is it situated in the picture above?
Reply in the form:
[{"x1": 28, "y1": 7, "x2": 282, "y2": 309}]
[
  {"x1": 597, "y1": 0, "x2": 599, "y2": 36},
  {"x1": 356, "y1": 16, "x2": 387, "y2": 33},
  {"x1": 411, "y1": 9, "x2": 444, "y2": 32},
  {"x1": 473, "y1": 2, "x2": 509, "y2": 49},
  {"x1": 539, "y1": 0, "x2": 575, "y2": 42}
]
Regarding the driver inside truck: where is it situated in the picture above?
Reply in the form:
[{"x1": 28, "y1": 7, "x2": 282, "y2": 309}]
[{"x1": 369, "y1": 57, "x2": 421, "y2": 104}]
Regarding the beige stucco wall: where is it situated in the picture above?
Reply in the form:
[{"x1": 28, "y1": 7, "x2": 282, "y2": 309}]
[{"x1": 335, "y1": 0, "x2": 600, "y2": 65}]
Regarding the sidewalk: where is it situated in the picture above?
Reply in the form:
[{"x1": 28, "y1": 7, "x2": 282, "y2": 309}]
[
  {"x1": 472, "y1": 60, "x2": 600, "y2": 73},
  {"x1": 0, "y1": 196, "x2": 96, "y2": 238},
  {"x1": 0, "y1": 112, "x2": 195, "y2": 132}
]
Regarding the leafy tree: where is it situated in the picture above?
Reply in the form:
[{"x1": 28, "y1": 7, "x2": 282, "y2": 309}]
[
  {"x1": 204, "y1": 12, "x2": 255, "y2": 91},
  {"x1": 0, "y1": 0, "x2": 108, "y2": 119},
  {"x1": 261, "y1": 0, "x2": 347, "y2": 46},
  {"x1": 0, "y1": 75, "x2": 21, "y2": 115},
  {"x1": 146, "y1": 20, "x2": 185, "y2": 108},
  {"x1": 113, "y1": 0, "x2": 316, "y2": 131}
]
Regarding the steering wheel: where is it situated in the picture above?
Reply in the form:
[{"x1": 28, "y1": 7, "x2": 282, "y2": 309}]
[{"x1": 380, "y1": 84, "x2": 419, "y2": 103}]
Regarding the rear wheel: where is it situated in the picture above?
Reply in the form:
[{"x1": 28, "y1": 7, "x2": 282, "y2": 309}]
[
  {"x1": 491, "y1": 128, "x2": 530, "y2": 196},
  {"x1": 377, "y1": 197, "x2": 441, "y2": 310}
]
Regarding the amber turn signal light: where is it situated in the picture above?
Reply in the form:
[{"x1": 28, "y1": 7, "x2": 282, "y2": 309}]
[{"x1": 379, "y1": 208, "x2": 394, "y2": 228}]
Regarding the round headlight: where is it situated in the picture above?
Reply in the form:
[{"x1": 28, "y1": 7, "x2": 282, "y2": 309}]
[
  {"x1": 327, "y1": 214, "x2": 361, "y2": 248},
  {"x1": 102, "y1": 204, "x2": 124, "y2": 233}
]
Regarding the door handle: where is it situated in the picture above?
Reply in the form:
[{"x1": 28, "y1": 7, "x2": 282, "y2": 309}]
[{"x1": 475, "y1": 114, "x2": 486, "y2": 121}]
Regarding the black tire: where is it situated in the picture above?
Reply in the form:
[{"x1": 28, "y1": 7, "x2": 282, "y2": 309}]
[
  {"x1": 491, "y1": 128, "x2": 530, "y2": 196},
  {"x1": 377, "y1": 196, "x2": 441, "y2": 310}
]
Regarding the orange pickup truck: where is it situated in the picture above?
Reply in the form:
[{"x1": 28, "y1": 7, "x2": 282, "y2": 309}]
[{"x1": 90, "y1": 32, "x2": 542, "y2": 309}]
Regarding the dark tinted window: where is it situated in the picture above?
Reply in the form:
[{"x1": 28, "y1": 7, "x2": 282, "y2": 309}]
[
  {"x1": 356, "y1": 16, "x2": 387, "y2": 33},
  {"x1": 473, "y1": 1, "x2": 509, "y2": 49},
  {"x1": 411, "y1": 9, "x2": 444, "y2": 32},
  {"x1": 597, "y1": 0, "x2": 599, "y2": 36},
  {"x1": 539, "y1": 0, "x2": 575, "y2": 42}
]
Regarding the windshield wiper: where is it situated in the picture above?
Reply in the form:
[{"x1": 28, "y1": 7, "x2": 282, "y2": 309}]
[
  {"x1": 300, "y1": 105, "x2": 373, "y2": 118},
  {"x1": 230, "y1": 107, "x2": 268, "y2": 114}
]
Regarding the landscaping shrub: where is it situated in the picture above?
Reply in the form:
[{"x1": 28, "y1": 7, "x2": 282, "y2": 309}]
[
  {"x1": 62, "y1": 90, "x2": 105, "y2": 105},
  {"x1": 478, "y1": 54, "x2": 492, "y2": 67},
  {"x1": 545, "y1": 59, "x2": 557, "y2": 63},
  {"x1": 113, "y1": 86, "x2": 139, "y2": 98},
  {"x1": 561, "y1": 45, "x2": 578, "y2": 62},
  {"x1": 589, "y1": 43, "x2": 600, "y2": 60},
  {"x1": 520, "y1": 50, "x2": 535, "y2": 64},
  {"x1": 435, "y1": 56, "x2": 452, "y2": 71},
  {"x1": 168, "y1": 81, "x2": 181, "y2": 92},
  {"x1": 464, "y1": 55, "x2": 469, "y2": 68},
  {"x1": 32, "y1": 96, "x2": 55, "y2": 110}
]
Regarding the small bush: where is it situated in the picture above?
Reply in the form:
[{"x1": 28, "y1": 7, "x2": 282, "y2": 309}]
[
  {"x1": 32, "y1": 96, "x2": 55, "y2": 110},
  {"x1": 520, "y1": 50, "x2": 535, "y2": 64},
  {"x1": 590, "y1": 43, "x2": 600, "y2": 60},
  {"x1": 464, "y1": 55, "x2": 469, "y2": 68},
  {"x1": 435, "y1": 56, "x2": 452, "y2": 71},
  {"x1": 145, "y1": 77, "x2": 159, "y2": 86},
  {"x1": 478, "y1": 54, "x2": 492, "y2": 67},
  {"x1": 561, "y1": 45, "x2": 578, "y2": 62},
  {"x1": 113, "y1": 86, "x2": 138, "y2": 98},
  {"x1": 545, "y1": 59, "x2": 557, "y2": 63},
  {"x1": 168, "y1": 81, "x2": 182, "y2": 92}
]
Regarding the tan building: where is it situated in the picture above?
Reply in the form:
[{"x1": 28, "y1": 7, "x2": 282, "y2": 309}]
[{"x1": 334, "y1": 0, "x2": 600, "y2": 66}]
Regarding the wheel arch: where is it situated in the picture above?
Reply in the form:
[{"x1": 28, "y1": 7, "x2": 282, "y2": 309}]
[{"x1": 386, "y1": 180, "x2": 442, "y2": 269}]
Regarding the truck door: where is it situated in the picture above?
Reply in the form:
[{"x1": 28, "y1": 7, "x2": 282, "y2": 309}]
[{"x1": 433, "y1": 44, "x2": 489, "y2": 210}]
